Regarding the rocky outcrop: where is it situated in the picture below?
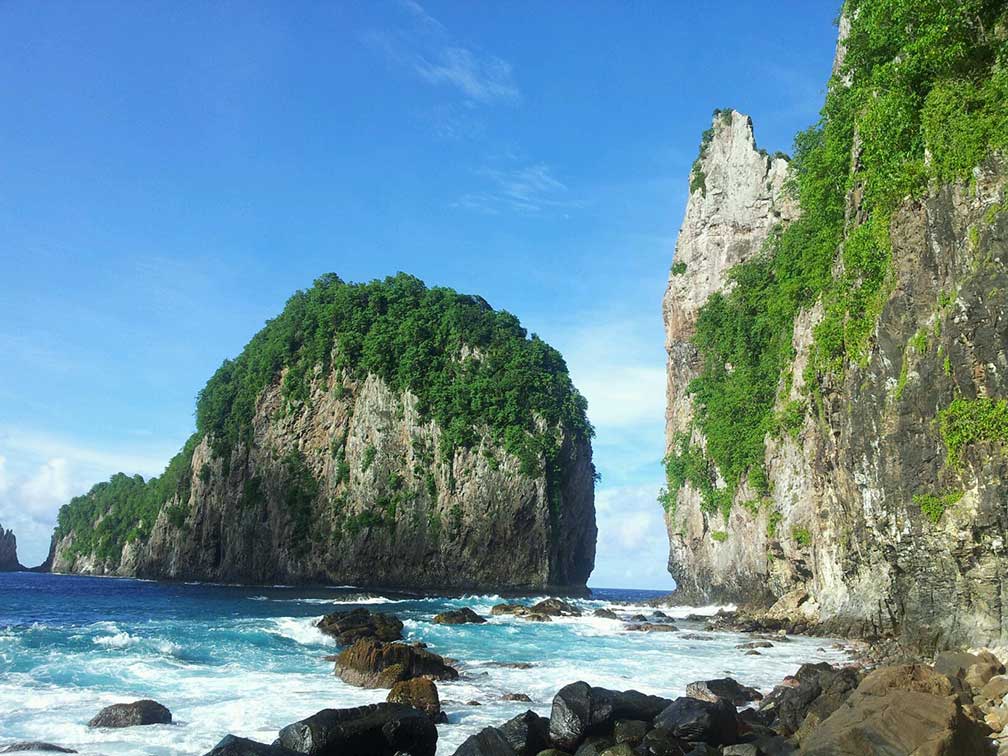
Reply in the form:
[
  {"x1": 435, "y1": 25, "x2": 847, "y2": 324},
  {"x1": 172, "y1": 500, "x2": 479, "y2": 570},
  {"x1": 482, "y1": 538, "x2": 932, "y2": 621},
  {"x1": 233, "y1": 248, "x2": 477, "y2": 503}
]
[
  {"x1": 433, "y1": 607, "x2": 485, "y2": 625},
  {"x1": 662, "y1": 46, "x2": 1008, "y2": 650},
  {"x1": 316, "y1": 609, "x2": 403, "y2": 644},
  {"x1": 661, "y1": 110, "x2": 797, "y2": 606},
  {"x1": 88, "y1": 700, "x2": 172, "y2": 728},
  {"x1": 274, "y1": 703, "x2": 437, "y2": 756},
  {"x1": 0, "y1": 524, "x2": 22, "y2": 571},
  {"x1": 334, "y1": 638, "x2": 458, "y2": 688},
  {"x1": 46, "y1": 276, "x2": 596, "y2": 592}
]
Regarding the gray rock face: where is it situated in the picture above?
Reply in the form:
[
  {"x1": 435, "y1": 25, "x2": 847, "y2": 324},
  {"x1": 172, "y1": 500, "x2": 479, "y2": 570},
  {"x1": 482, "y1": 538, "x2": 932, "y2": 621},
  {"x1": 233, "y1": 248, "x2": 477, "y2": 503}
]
[
  {"x1": 661, "y1": 110, "x2": 797, "y2": 607},
  {"x1": 49, "y1": 367, "x2": 596, "y2": 591},
  {"x1": 662, "y1": 107, "x2": 1008, "y2": 651},
  {"x1": 0, "y1": 524, "x2": 22, "y2": 572}
]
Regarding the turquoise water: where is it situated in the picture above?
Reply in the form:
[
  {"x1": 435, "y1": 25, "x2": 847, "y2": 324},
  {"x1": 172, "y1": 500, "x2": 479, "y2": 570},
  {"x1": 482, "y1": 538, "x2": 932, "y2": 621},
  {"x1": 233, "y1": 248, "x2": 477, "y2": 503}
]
[{"x1": 0, "y1": 573, "x2": 852, "y2": 754}]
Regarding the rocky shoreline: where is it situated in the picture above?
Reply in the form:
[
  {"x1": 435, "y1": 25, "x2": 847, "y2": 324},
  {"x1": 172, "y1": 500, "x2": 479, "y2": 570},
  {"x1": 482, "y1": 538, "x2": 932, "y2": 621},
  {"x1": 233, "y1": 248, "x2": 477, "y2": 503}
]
[{"x1": 8, "y1": 600, "x2": 1008, "y2": 755}]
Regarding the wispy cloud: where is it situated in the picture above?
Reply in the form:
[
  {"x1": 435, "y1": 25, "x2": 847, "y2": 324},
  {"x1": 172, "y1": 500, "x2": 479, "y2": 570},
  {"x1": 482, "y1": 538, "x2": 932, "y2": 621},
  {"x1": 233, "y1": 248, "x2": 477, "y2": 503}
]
[
  {"x1": 364, "y1": 1, "x2": 520, "y2": 107},
  {"x1": 456, "y1": 162, "x2": 581, "y2": 216}
]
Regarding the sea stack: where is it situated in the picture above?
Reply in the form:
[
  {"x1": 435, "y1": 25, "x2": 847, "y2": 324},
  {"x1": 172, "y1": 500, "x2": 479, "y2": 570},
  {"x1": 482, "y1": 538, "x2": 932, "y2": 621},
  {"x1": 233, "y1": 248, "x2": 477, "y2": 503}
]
[
  {"x1": 45, "y1": 274, "x2": 597, "y2": 591},
  {"x1": 0, "y1": 524, "x2": 23, "y2": 571}
]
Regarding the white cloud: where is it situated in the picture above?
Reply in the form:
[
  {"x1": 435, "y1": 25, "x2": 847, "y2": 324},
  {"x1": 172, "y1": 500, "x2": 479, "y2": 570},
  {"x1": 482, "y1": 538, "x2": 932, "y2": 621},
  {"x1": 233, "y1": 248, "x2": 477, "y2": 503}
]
[
  {"x1": 364, "y1": 2, "x2": 520, "y2": 107},
  {"x1": 589, "y1": 483, "x2": 675, "y2": 590},
  {"x1": 19, "y1": 457, "x2": 70, "y2": 516},
  {"x1": 456, "y1": 162, "x2": 581, "y2": 216},
  {"x1": 414, "y1": 47, "x2": 519, "y2": 104},
  {"x1": 0, "y1": 427, "x2": 181, "y2": 567}
]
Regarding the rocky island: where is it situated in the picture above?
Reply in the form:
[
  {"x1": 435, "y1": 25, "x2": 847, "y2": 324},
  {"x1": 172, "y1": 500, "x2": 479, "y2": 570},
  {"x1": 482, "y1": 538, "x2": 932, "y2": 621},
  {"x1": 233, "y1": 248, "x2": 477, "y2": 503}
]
[
  {"x1": 43, "y1": 273, "x2": 597, "y2": 591},
  {"x1": 0, "y1": 523, "x2": 22, "y2": 572},
  {"x1": 662, "y1": 1, "x2": 1008, "y2": 653}
]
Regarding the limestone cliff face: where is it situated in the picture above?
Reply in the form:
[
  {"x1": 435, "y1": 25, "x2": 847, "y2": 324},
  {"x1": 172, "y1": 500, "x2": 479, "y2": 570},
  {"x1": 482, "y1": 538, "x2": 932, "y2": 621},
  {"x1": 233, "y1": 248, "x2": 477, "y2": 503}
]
[
  {"x1": 49, "y1": 366, "x2": 596, "y2": 592},
  {"x1": 662, "y1": 110, "x2": 797, "y2": 603},
  {"x1": 663, "y1": 120, "x2": 1008, "y2": 650},
  {"x1": 0, "y1": 524, "x2": 22, "y2": 571}
]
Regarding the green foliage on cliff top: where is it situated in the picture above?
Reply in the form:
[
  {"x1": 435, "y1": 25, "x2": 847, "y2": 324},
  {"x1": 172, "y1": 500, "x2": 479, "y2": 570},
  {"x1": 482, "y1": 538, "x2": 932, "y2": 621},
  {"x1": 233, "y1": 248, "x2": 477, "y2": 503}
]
[
  {"x1": 667, "y1": 0, "x2": 1008, "y2": 516},
  {"x1": 196, "y1": 272, "x2": 592, "y2": 460},
  {"x1": 54, "y1": 434, "x2": 199, "y2": 563}
]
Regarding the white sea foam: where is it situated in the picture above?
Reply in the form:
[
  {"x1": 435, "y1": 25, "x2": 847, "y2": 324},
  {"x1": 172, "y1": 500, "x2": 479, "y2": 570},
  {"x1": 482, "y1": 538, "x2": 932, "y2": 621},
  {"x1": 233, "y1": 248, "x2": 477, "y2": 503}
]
[{"x1": 0, "y1": 583, "x2": 858, "y2": 756}]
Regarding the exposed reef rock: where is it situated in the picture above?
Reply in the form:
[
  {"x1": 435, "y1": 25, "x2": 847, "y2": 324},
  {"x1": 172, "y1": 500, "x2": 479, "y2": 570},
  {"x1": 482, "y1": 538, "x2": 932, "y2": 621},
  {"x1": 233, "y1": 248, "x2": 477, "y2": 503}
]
[
  {"x1": 0, "y1": 524, "x2": 22, "y2": 572},
  {"x1": 46, "y1": 274, "x2": 596, "y2": 591}
]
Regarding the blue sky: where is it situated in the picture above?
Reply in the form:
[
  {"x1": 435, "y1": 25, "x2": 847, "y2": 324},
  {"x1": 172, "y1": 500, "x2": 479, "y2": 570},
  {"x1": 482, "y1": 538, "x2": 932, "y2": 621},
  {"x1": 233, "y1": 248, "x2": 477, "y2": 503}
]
[{"x1": 0, "y1": 1, "x2": 839, "y2": 587}]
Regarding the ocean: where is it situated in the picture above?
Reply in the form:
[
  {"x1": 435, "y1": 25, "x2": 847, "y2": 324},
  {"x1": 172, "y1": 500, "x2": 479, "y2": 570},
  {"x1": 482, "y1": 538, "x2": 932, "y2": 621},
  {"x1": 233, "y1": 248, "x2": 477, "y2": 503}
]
[{"x1": 0, "y1": 572, "x2": 851, "y2": 754}]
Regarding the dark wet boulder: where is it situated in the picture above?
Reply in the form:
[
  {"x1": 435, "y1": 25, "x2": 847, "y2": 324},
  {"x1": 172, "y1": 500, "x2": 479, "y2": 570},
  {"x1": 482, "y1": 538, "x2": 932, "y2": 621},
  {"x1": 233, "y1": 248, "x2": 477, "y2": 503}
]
[
  {"x1": 499, "y1": 710, "x2": 549, "y2": 755},
  {"x1": 654, "y1": 697, "x2": 739, "y2": 746},
  {"x1": 522, "y1": 612, "x2": 552, "y2": 622},
  {"x1": 549, "y1": 682, "x2": 615, "y2": 751},
  {"x1": 685, "y1": 678, "x2": 763, "y2": 706},
  {"x1": 275, "y1": 703, "x2": 436, "y2": 756},
  {"x1": 433, "y1": 607, "x2": 486, "y2": 625},
  {"x1": 450, "y1": 727, "x2": 516, "y2": 756},
  {"x1": 635, "y1": 727, "x2": 692, "y2": 756},
  {"x1": 653, "y1": 611, "x2": 672, "y2": 620},
  {"x1": 0, "y1": 745, "x2": 77, "y2": 754},
  {"x1": 334, "y1": 638, "x2": 458, "y2": 688},
  {"x1": 316, "y1": 608, "x2": 403, "y2": 644},
  {"x1": 593, "y1": 608, "x2": 619, "y2": 620},
  {"x1": 387, "y1": 677, "x2": 446, "y2": 723},
  {"x1": 625, "y1": 623, "x2": 678, "y2": 632},
  {"x1": 599, "y1": 745, "x2": 637, "y2": 756},
  {"x1": 737, "y1": 641, "x2": 772, "y2": 650},
  {"x1": 548, "y1": 683, "x2": 672, "y2": 751},
  {"x1": 613, "y1": 719, "x2": 648, "y2": 746},
  {"x1": 629, "y1": 614, "x2": 648, "y2": 622},
  {"x1": 502, "y1": 692, "x2": 532, "y2": 702},
  {"x1": 531, "y1": 598, "x2": 581, "y2": 617},
  {"x1": 573, "y1": 735, "x2": 614, "y2": 756},
  {"x1": 88, "y1": 700, "x2": 172, "y2": 728},
  {"x1": 757, "y1": 662, "x2": 860, "y2": 736},
  {"x1": 202, "y1": 735, "x2": 302, "y2": 756},
  {"x1": 491, "y1": 603, "x2": 528, "y2": 616}
]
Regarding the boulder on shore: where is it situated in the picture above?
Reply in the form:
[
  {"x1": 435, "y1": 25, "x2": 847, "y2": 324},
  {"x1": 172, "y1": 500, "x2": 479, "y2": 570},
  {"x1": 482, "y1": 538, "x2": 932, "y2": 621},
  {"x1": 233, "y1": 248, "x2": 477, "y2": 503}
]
[
  {"x1": 757, "y1": 662, "x2": 860, "y2": 737},
  {"x1": 530, "y1": 598, "x2": 581, "y2": 617},
  {"x1": 387, "y1": 677, "x2": 446, "y2": 723},
  {"x1": 275, "y1": 703, "x2": 437, "y2": 756},
  {"x1": 653, "y1": 697, "x2": 739, "y2": 746},
  {"x1": 202, "y1": 735, "x2": 301, "y2": 756},
  {"x1": 316, "y1": 608, "x2": 403, "y2": 644},
  {"x1": 433, "y1": 608, "x2": 486, "y2": 625},
  {"x1": 593, "y1": 608, "x2": 619, "y2": 620},
  {"x1": 88, "y1": 700, "x2": 172, "y2": 728},
  {"x1": 334, "y1": 637, "x2": 458, "y2": 688},
  {"x1": 799, "y1": 664, "x2": 992, "y2": 755},
  {"x1": 548, "y1": 682, "x2": 672, "y2": 752},
  {"x1": 686, "y1": 678, "x2": 763, "y2": 706},
  {"x1": 0, "y1": 745, "x2": 77, "y2": 754}
]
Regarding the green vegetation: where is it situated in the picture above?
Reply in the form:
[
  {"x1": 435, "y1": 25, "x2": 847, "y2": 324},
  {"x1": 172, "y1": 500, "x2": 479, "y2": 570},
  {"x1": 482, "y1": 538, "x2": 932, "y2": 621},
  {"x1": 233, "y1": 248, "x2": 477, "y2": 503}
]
[
  {"x1": 662, "y1": 432, "x2": 732, "y2": 520},
  {"x1": 671, "y1": 260, "x2": 688, "y2": 276},
  {"x1": 913, "y1": 490, "x2": 964, "y2": 524},
  {"x1": 361, "y1": 444, "x2": 377, "y2": 473},
  {"x1": 939, "y1": 397, "x2": 1008, "y2": 467},
  {"x1": 689, "y1": 108, "x2": 733, "y2": 196},
  {"x1": 767, "y1": 510, "x2": 783, "y2": 539},
  {"x1": 792, "y1": 526, "x2": 812, "y2": 548},
  {"x1": 53, "y1": 435, "x2": 200, "y2": 563},
  {"x1": 711, "y1": 530, "x2": 728, "y2": 543},
  {"x1": 665, "y1": 0, "x2": 1008, "y2": 518}
]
